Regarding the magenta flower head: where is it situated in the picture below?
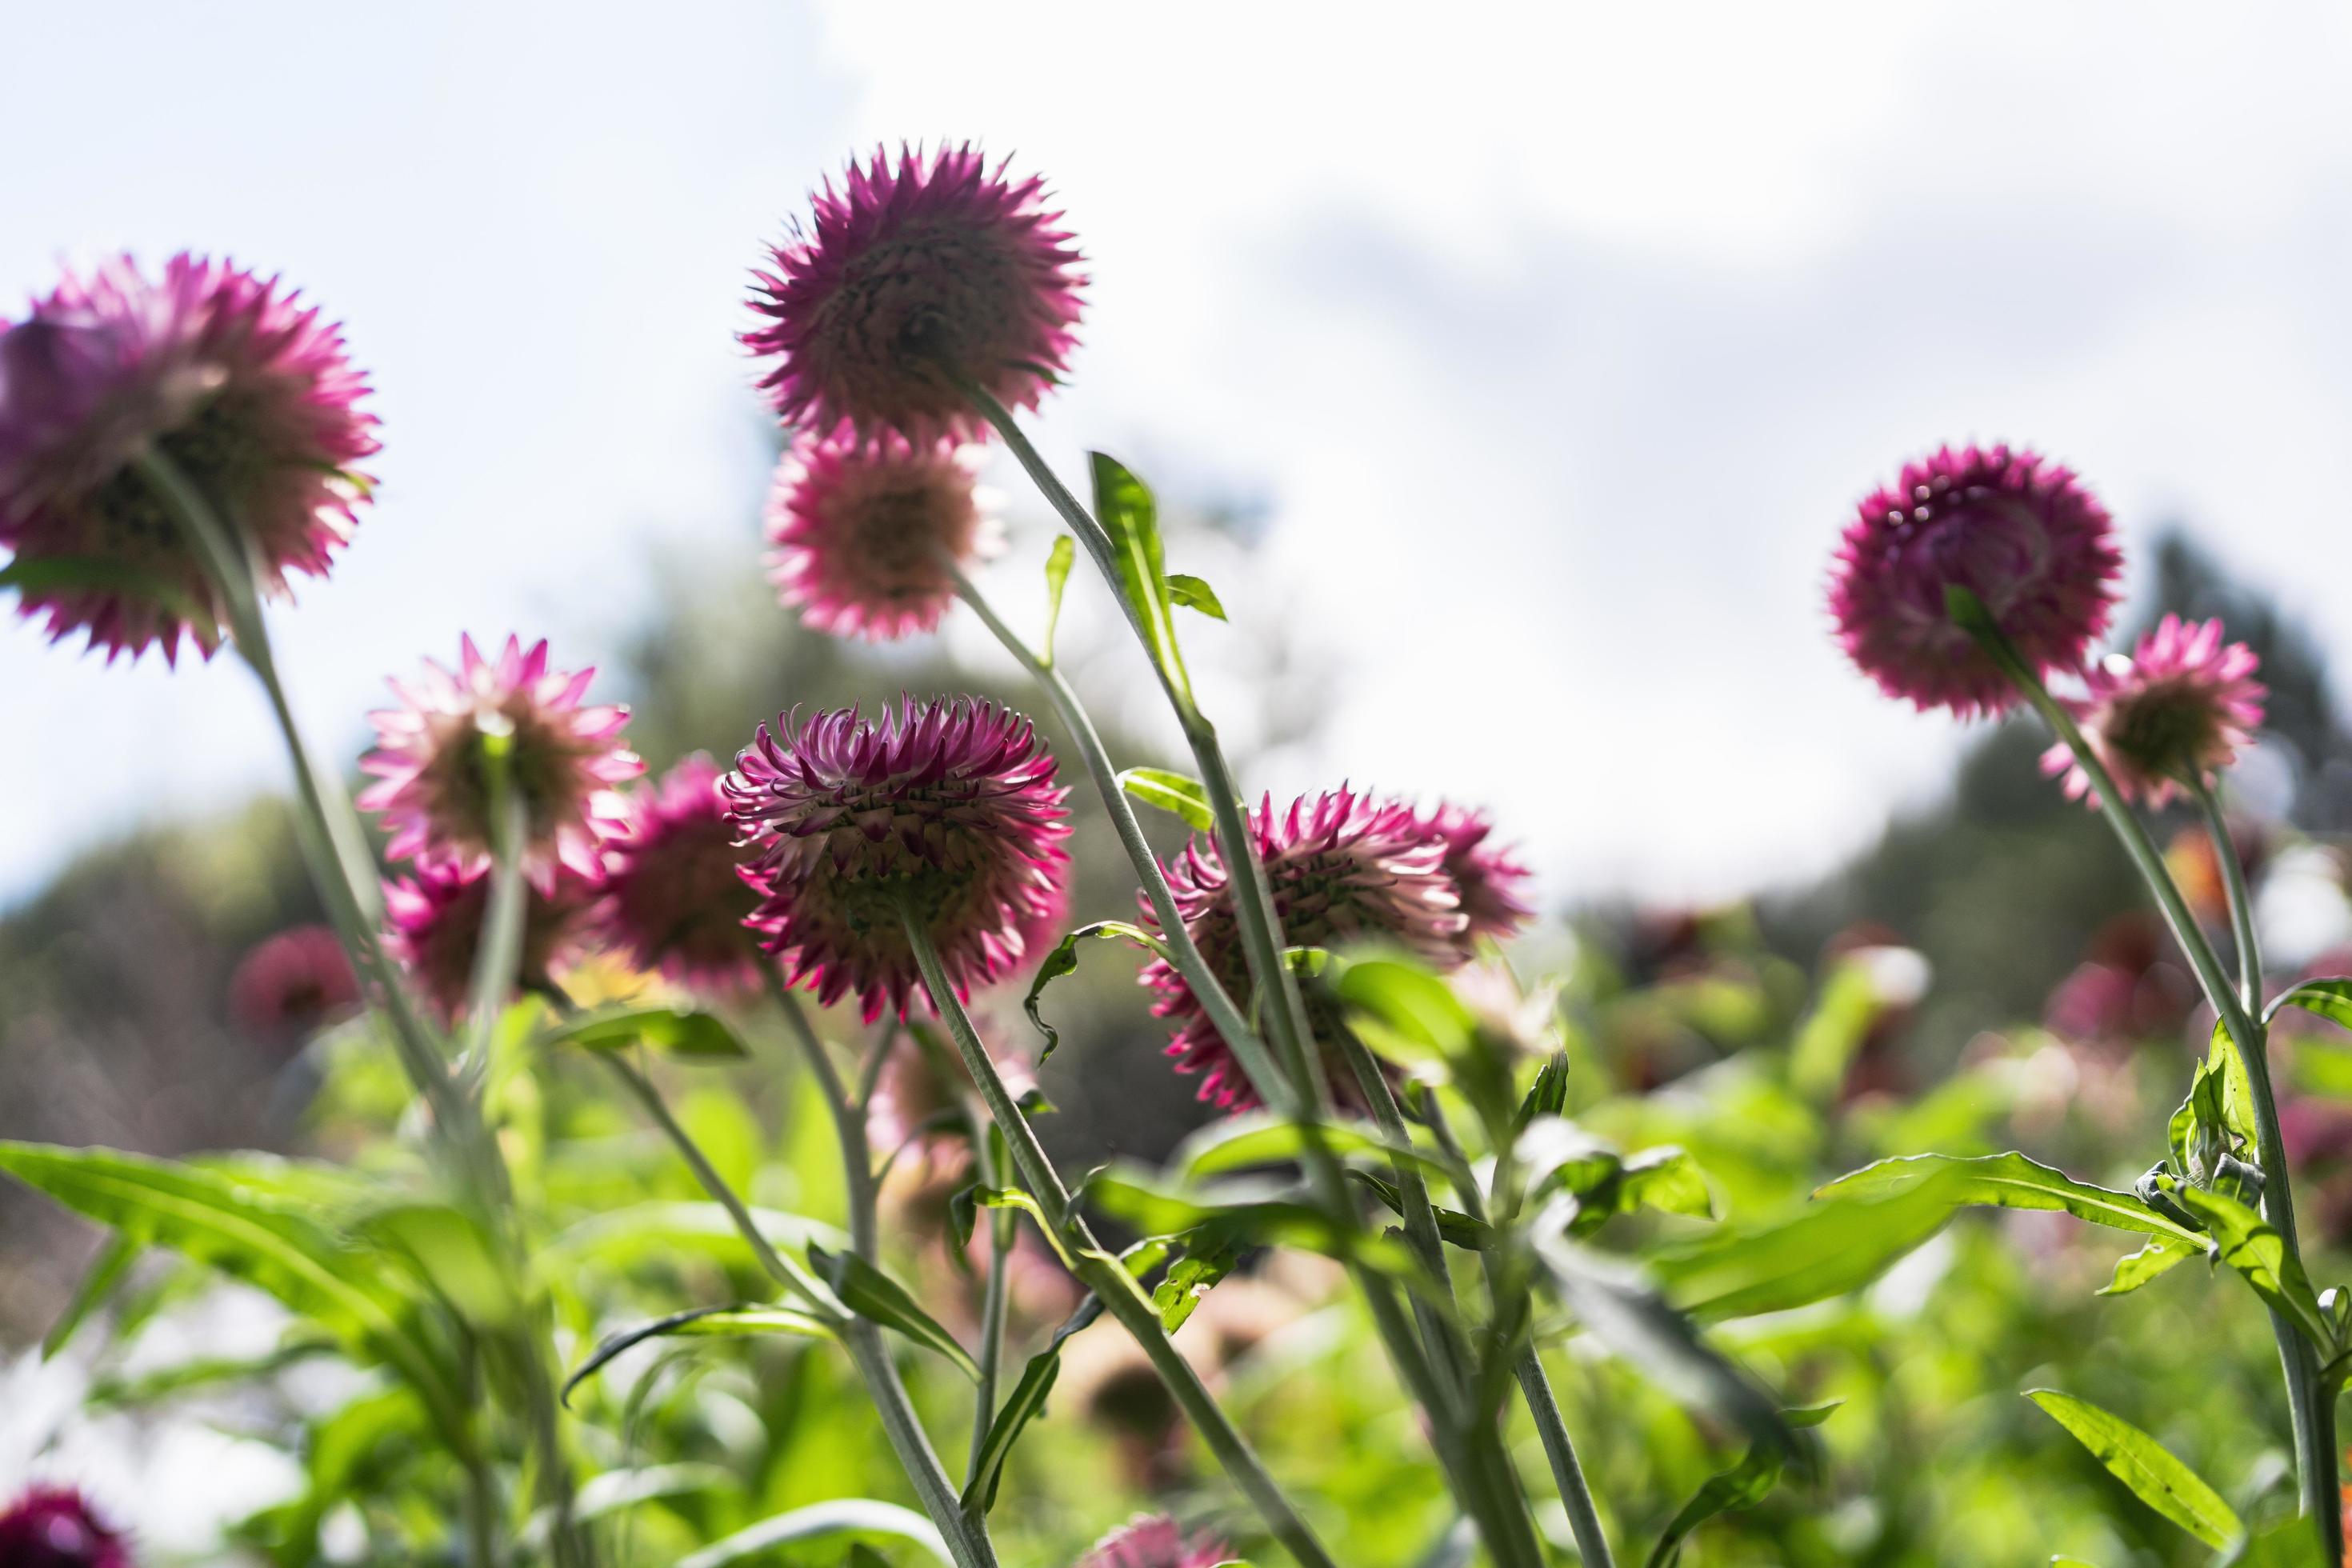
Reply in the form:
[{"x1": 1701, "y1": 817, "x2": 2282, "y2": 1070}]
[
  {"x1": 1829, "y1": 443, "x2": 2122, "y2": 716},
  {"x1": 766, "y1": 428, "x2": 999, "y2": 640},
  {"x1": 0, "y1": 1484, "x2": 133, "y2": 1568},
  {"x1": 0, "y1": 254, "x2": 378, "y2": 664},
  {"x1": 1414, "y1": 802, "x2": 1535, "y2": 955},
  {"x1": 1140, "y1": 787, "x2": 1475, "y2": 1111},
  {"x1": 594, "y1": 752, "x2": 766, "y2": 993},
  {"x1": 745, "y1": 144, "x2": 1085, "y2": 444},
  {"x1": 2042, "y1": 614, "x2": 2266, "y2": 808},
  {"x1": 360, "y1": 635, "x2": 642, "y2": 889},
  {"x1": 382, "y1": 860, "x2": 596, "y2": 1021},
  {"x1": 229, "y1": 925, "x2": 361, "y2": 1038},
  {"x1": 1076, "y1": 1515, "x2": 1230, "y2": 1568},
  {"x1": 724, "y1": 697, "x2": 1070, "y2": 1022}
]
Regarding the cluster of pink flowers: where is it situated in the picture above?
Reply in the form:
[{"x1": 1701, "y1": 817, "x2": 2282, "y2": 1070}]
[
  {"x1": 742, "y1": 144, "x2": 1081, "y2": 644},
  {"x1": 1141, "y1": 789, "x2": 1534, "y2": 1110},
  {"x1": 1074, "y1": 1514, "x2": 1230, "y2": 1568},
  {"x1": 1830, "y1": 444, "x2": 2266, "y2": 807}
]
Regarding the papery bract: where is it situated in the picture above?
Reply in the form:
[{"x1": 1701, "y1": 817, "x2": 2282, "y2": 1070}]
[
  {"x1": 766, "y1": 429, "x2": 998, "y2": 640},
  {"x1": 746, "y1": 143, "x2": 1085, "y2": 444},
  {"x1": 2042, "y1": 614, "x2": 2266, "y2": 808},
  {"x1": 382, "y1": 859, "x2": 596, "y2": 1021},
  {"x1": 0, "y1": 254, "x2": 377, "y2": 663},
  {"x1": 593, "y1": 753, "x2": 766, "y2": 994},
  {"x1": 359, "y1": 634, "x2": 641, "y2": 889},
  {"x1": 1830, "y1": 443, "x2": 2121, "y2": 717},
  {"x1": 1140, "y1": 786, "x2": 1500, "y2": 1111},
  {"x1": 724, "y1": 697, "x2": 1070, "y2": 1022}
]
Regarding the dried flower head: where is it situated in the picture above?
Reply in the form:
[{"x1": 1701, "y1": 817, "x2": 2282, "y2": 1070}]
[
  {"x1": 228, "y1": 925, "x2": 360, "y2": 1038},
  {"x1": 1075, "y1": 1515, "x2": 1230, "y2": 1568},
  {"x1": 360, "y1": 635, "x2": 641, "y2": 888},
  {"x1": 382, "y1": 860, "x2": 596, "y2": 1021},
  {"x1": 1830, "y1": 443, "x2": 2121, "y2": 716},
  {"x1": 725, "y1": 698, "x2": 1070, "y2": 1021},
  {"x1": 2042, "y1": 614, "x2": 2266, "y2": 808},
  {"x1": 0, "y1": 1485, "x2": 133, "y2": 1568},
  {"x1": 593, "y1": 753, "x2": 766, "y2": 993},
  {"x1": 1140, "y1": 787, "x2": 1472, "y2": 1111},
  {"x1": 0, "y1": 254, "x2": 377, "y2": 663},
  {"x1": 746, "y1": 144, "x2": 1085, "y2": 443},
  {"x1": 766, "y1": 429, "x2": 998, "y2": 640}
]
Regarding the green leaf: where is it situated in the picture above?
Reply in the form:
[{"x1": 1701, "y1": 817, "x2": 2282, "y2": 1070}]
[
  {"x1": 1166, "y1": 572, "x2": 1228, "y2": 620},
  {"x1": 1084, "y1": 1167, "x2": 1419, "y2": 1279},
  {"x1": 1643, "y1": 1403, "x2": 1840, "y2": 1567},
  {"x1": 1520, "y1": 1122, "x2": 1714, "y2": 1235},
  {"x1": 1814, "y1": 1152, "x2": 2203, "y2": 1243},
  {"x1": 2269, "y1": 977, "x2": 2352, "y2": 1033},
  {"x1": 1538, "y1": 1230, "x2": 1795, "y2": 1456},
  {"x1": 673, "y1": 1500, "x2": 951, "y2": 1568},
  {"x1": 542, "y1": 1200, "x2": 846, "y2": 1277},
  {"x1": 813, "y1": 1245, "x2": 982, "y2": 1382},
  {"x1": 0, "y1": 1141, "x2": 464, "y2": 1440},
  {"x1": 88, "y1": 1337, "x2": 338, "y2": 1410},
  {"x1": 1788, "y1": 958, "x2": 1883, "y2": 1102},
  {"x1": 1022, "y1": 920, "x2": 1170, "y2": 1062},
  {"x1": 543, "y1": 1003, "x2": 748, "y2": 1059},
  {"x1": 966, "y1": 1185, "x2": 1073, "y2": 1266},
  {"x1": 1514, "y1": 1051, "x2": 1572, "y2": 1134},
  {"x1": 2173, "y1": 1186, "x2": 2334, "y2": 1350},
  {"x1": 361, "y1": 1200, "x2": 519, "y2": 1326},
  {"x1": 959, "y1": 1295, "x2": 1106, "y2": 1514},
  {"x1": 1152, "y1": 1222, "x2": 1249, "y2": 1334},
  {"x1": 1117, "y1": 766, "x2": 1216, "y2": 831},
  {"x1": 562, "y1": 1302, "x2": 836, "y2": 1405},
  {"x1": 1090, "y1": 452, "x2": 1194, "y2": 706},
  {"x1": 1171, "y1": 1110, "x2": 1446, "y2": 1182},
  {"x1": 1336, "y1": 958, "x2": 1477, "y2": 1067},
  {"x1": 2100, "y1": 1235, "x2": 2202, "y2": 1296},
  {"x1": 1654, "y1": 1174, "x2": 1959, "y2": 1322},
  {"x1": 2026, "y1": 1389, "x2": 2244, "y2": 1548},
  {"x1": 1350, "y1": 1170, "x2": 1493, "y2": 1250},
  {"x1": 42, "y1": 1234, "x2": 138, "y2": 1360},
  {"x1": 1040, "y1": 536, "x2": 1076, "y2": 666}
]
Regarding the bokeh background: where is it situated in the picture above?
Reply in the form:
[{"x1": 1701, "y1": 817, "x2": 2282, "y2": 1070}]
[{"x1": 8, "y1": 3, "x2": 2352, "y2": 1563}]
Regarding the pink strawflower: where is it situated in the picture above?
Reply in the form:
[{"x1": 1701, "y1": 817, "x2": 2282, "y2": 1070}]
[
  {"x1": 594, "y1": 753, "x2": 766, "y2": 993},
  {"x1": 766, "y1": 429, "x2": 998, "y2": 640},
  {"x1": 382, "y1": 860, "x2": 596, "y2": 1021},
  {"x1": 359, "y1": 635, "x2": 641, "y2": 890},
  {"x1": 1414, "y1": 802, "x2": 1535, "y2": 954},
  {"x1": 228, "y1": 925, "x2": 360, "y2": 1037},
  {"x1": 2042, "y1": 614, "x2": 2266, "y2": 808},
  {"x1": 1829, "y1": 443, "x2": 2122, "y2": 716},
  {"x1": 0, "y1": 1484, "x2": 133, "y2": 1568},
  {"x1": 1140, "y1": 787, "x2": 1470, "y2": 1111},
  {"x1": 867, "y1": 1030, "x2": 1038, "y2": 1159},
  {"x1": 723, "y1": 698, "x2": 1070, "y2": 1022},
  {"x1": 0, "y1": 254, "x2": 377, "y2": 665},
  {"x1": 745, "y1": 144, "x2": 1086, "y2": 444},
  {"x1": 1076, "y1": 1515, "x2": 1230, "y2": 1568}
]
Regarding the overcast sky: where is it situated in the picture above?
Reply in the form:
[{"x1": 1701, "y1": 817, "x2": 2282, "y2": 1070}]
[{"x1": 6, "y1": 2, "x2": 2352, "y2": 913}]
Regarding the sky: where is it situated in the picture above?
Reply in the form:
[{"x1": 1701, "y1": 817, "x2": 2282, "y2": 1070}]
[{"x1": 6, "y1": 2, "x2": 2352, "y2": 911}]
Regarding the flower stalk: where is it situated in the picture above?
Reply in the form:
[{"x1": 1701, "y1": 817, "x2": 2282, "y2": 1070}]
[{"x1": 1955, "y1": 589, "x2": 2341, "y2": 1558}]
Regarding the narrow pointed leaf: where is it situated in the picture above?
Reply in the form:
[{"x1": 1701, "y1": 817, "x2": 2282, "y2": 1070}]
[
  {"x1": 543, "y1": 1002, "x2": 748, "y2": 1058},
  {"x1": 1815, "y1": 1152, "x2": 2202, "y2": 1242},
  {"x1": 2268, "y1": 978, "x2": 2352, "y2": 1032},
  {"x1": 813, "y1": 1245, "x2": 982, "y2": 1382},
  {"x1": 959, "y1": 1295, "x2": 1105, "y2": 1514},
  {"x1": 1090, "y1": 453, "x2": 1194, "y2": 705},
  {"x1": 2173, "y1": 1186, "x2": 2334, "y2": 1350},
  {"x1": 673, "y1": 1500, "x2": 950, "y2": 1568},
  {"x1": 1022, "y1": 920, "x2": 1170, "y2": 1062},
  {"x1": 1117, "y1": 766, "x2": 1215, "y2": 831},
  {"x1": 2026, "y1": 1389, "x2": 2243, "y2": 1548},
  {"x1": 562, "y1": 1302, "x2": 836, "y2": 1405},
  {"x1": 1041, "y1": 535, "x2": 1077, "y2": 665},
  {"x1": 42, "y1": 1234, "x2": 138, "y2": 1360},
  {"x1": 1166, "y1": 572, "x2": 1227, "y2": 620}
]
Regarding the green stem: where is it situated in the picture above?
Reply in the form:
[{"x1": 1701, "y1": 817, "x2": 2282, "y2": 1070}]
[
  {"x1": 2193, "y1": 778, "x2": 2263, "y2": 1014},
  {"x1": 135, "y1": 448, "x2": 527, "y2": 1562},
  {"x1": 1959, "y1": 599, "x2": 2339, "y2": 1556},
  {"x1": 949, "y1": 470, "x2": 1540, "y2": 1566},
  {"x1": 968, "y1": 1118, "x2": 1015, "y2": 1478},
  {"x1": 599, "y1": 1039, "x2": 995, "y2": 1568},
  {"x1": 895, "y1": 906, "x2": 1341, "y2": 1568},
  {"x1": 946, "y1": 566, "x2": 1294, "y2": 1113},
  {"x1": 1338, "y1": 1035, "x2": 1581, "y2": 1567},
  {"x1": 962, "y1": 390, "x2": 1326, "y2": 1108}
]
